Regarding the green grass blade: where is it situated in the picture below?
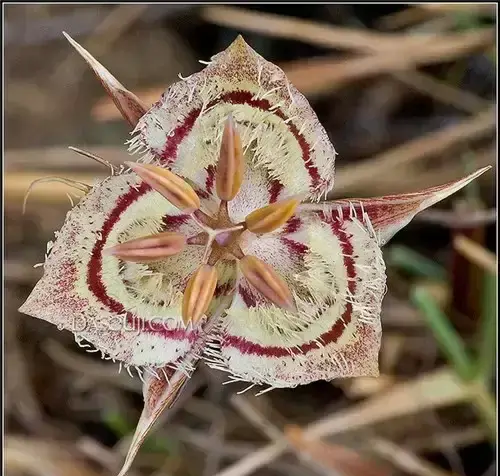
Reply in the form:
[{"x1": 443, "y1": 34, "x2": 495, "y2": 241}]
[
  {"x1": 387, "y1": 245, "x2": 447, "y2": 280},
  {"x1": 467, "y1": 380, "x2": 497, "y2": 439},
  {"x1": 476, "y1": 272, "x2": 497, "y2": 381},
  {"x1": 411, "y1": 286, "x2": 476, "y2": 381},
  {"x1": 103, "y1": 410, "x2": 134, "y2": 437}
]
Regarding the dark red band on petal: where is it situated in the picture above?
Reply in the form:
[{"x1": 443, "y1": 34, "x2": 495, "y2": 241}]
[
  {"x1": 160, "y1": 110, "x2": 199, "y2": 165},
  {"x1": 280, "y1": 237, "x2": 307, "y2": 258},
  {"x1": 223, "y1": 213, "x2": 356, "y2": 357},
  {"x1": 214, "y1": 281, "x2": 234, "y2": 298},
  {"x1": 282, "y1": 216, "x2": 302, "y2": 235},
  {"x1": 239, "y1": 284, "x2": 259, "y2": 308},
  {"x1": 159, "y1": 91, "x2": 321, "y2": 191},
  {"x1": 205, "y1": 164, "x2": 216, "y2": 196},
  {"x1": 87, "y1": 182, "x2": 148, "y2": 312},
  {"x1": 86, "y1": 183, "x2": 195, "y2": 341},
  {"x1": 268, "y1": 181, "x2": 284, "y2": 203},
  {"x1": 162, "y1": 214, "x2": 191, "y2": 229},
  {"x1": 328, "y1": 215, "x2": 356, "y2": 287},
  {"x1": 197, "y1": 189, "x2": 210, "y2": 199}
]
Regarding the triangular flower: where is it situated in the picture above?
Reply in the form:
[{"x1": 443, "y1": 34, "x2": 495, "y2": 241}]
[{"x1": 20, "y1": 33, "x2": 490, "y2": 476}]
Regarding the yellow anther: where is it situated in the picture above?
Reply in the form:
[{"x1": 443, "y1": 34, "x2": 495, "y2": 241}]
[
  {"x1": 103, "y1": 232, "x2": 186, "y2": 263},
  {"x1": 216, "y1": 115, "x2": 244, "y2": 201},
  {"x1": 126, "y1": 162, "x2": 200, "y2": 212},
  {"x1": 245, "y1": 198, "x2": 300, "y2": 234},
  {"x1": 239, "y1": 255, "x2": 296, "y2": 312},
  {"x1": 182, "y1": 264, "x2": 218, "y2": 325}
]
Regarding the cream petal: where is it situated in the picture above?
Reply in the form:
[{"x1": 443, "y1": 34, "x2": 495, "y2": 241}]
[
  {"x1": 19, "y1": 174, "x2": 205, "y2": 367},
  {"x1": 130, "y1": 35, "x2": 337, "y2": 210},
  {"x1": 212, "y1": 168, "x2": 489, "y2": 387},
  {"x1": 205, "y1": 211, "x2": 385, "y2": 387},
  {"x1": 26, "y1": 36, "x2": 492, "y2": 476}
]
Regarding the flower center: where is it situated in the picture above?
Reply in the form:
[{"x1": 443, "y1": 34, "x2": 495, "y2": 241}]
[
  {"x1": 189, "y1": 202, "x2": 245, "y2": 264},
  {"x1": 106, "y1": 115, "x2": 301, "y2": 325},
  {"x1": 214, "y1": 231, "x2": 234, "y2": 247}
]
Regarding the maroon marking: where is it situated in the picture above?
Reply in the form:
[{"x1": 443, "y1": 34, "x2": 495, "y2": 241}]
[
  {"x1": 160, "y1": 109, "x2": 199, "y2": 165},
  {"x1": 282, "y1": 216, "x2": 301, "y2": 235},
  {"x1": 197, "y1": 189, "x2": 210, "y2": 199},
  {"x1": 205, "y1": 164, "x2": 216, "y2": 195},
  {"x1": 158, "y1": 91, "x2": 320, "y2": 190},
  {"x1": 280, "y1": 237, "x2": 307, "y2": 257},
  {"x1": 56, "y1": 261, "x2": 78, "y2": 290},
  {"x1": 87, "y1": 183, "x2": 149, "y2": 312},
  {"x1": 334, "y1": 199, "x2": 420, "y2": 235},
  {"x1": 328, "y1": 214, "x2": 356, "y2": 289},
  {"x1": 54, "y1": 261, "x2": 87, "y2": 313},
  {"x1": 86, "y1": 90, "x2": 205, "y2": 341},
  {"x1": 214, "y1": 281, "x2": 234, "y2": 298},
  {"x1": 162, "y1": 214, "x2": 191, "y2": 230},
  {"x1": 86, "y1": 183, "x2": 195, "y2": 341},
  {"x1": 239, "y1": 284, "x2": 258, "y2": 308},
  {"x1": 223, "y1": 213, "x2": 356, "y2": 356},
  {"x1": 268, "y1": 181, "x2": 283, "y2": 203}
]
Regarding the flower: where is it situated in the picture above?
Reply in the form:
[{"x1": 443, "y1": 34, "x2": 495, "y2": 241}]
[{"x1": 20, "y1": 34, "x2": 489, "y2": 475}]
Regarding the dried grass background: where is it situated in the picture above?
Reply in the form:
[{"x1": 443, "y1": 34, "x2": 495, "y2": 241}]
[{"x1": 3, "y1": 4, "x2": 497, "y2": 476}]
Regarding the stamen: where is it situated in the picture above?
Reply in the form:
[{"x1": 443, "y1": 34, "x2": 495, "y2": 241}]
[
  {"x1": 103, "y1": 232, "x2": 186, "y2": 262},
  {"x1": 217, "y1": 200, "x2": 231, "y2": 222},
  {"x1": 245, "y1": 197, "x2": 300, "y2": 234},
  {"x1": 191, "y1": 209, "x2": 217, "y2": 228},
  {"x1": 215, "y1": 114, "x2": 244, "y2": 201},
  {"x1": 216, "y1": 224, "x2": 245, "y2": 234},
  {"x1": 239, "y1": 255, "x2": 296, "y2": 312},
  {"x1": 182, "y1": 264, "x2": 218, "y2": 325},
  {"x1": 125, "y1": 162, "x2": 200, "y2": 212}
]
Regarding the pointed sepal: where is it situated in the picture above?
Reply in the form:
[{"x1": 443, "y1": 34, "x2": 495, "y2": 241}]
[
  {"x1": 117, "y1": 366, "x2": 189, "y2": 476},
  {"x1": 300, "y1": 167, "x2": 491, "y2": 244},
  {"x1": 116, "y1": 303, "x2": 227, "y2": 476},
  {"x1": 64, "y1": 32, "x2": 148, "y2": 128}
]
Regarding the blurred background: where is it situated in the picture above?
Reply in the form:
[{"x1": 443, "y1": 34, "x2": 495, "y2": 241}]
[{"x1": 3, "y1": 4, "x2": 497, "y2": 476}]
